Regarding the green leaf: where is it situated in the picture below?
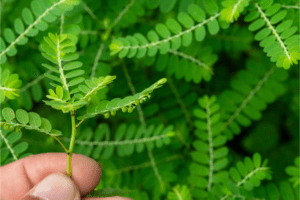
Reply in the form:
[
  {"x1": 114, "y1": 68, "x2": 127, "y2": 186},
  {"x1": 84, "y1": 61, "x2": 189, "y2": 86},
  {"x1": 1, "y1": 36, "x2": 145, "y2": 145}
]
[
  {"x1": 266, "y1": 183, "x2": 280, "y2": 199},
  {"x1": 62, "y1": 53, "x2": 79, "y2": 62},
  {"x1": 79, "y1": 85, "x2": 90, "y2": 93},
  {"x1": 255, "y1": 28, "x2": 271, "y2": 41},
  {"x1": 42, "y1": 64, "x2": 59, "y2": 73},
  {"x1": 14, "y1": 18, "x2": 25, "y2": 35},
  {"x1": 230, "y1": 167, "x2": 242, "y2": 182},
  {"x1": 182, "y1": 32, "x2": 192, "y2": 46},
  {"x1": 280, "y1": 182, "x2": 295, "y2": 200},
  {"x1": 160, "y1": 0, "x2": 177, "y2": 13},
  {"x1": 68, "y1": 77, "x2": 85, "y2": 86},
  {"x1": 6, "y1": 132, "x2": 22, "y2": 144},
  {"x1": 0, "y1": 38, "x2": 6, "y2": 51},
  {"x1": 31, "y1": 0, "x2": 44, "y2": 17},
  {"x1": 16, "y1": 109, "x2": 29, "y2": 124},
  {"x1": 265, "y1": 3, "x2": 281, "y2": 16},
  {"x1": 166, "y1": 19, "x2": 182, "y2": 34},
  {"x1": 28, "y1": 112, "x2": 41, "y2": 127},
  {"x1": 203, "y1": 0, "x2": 219, "y2": 15},
  {"x1": 155, "y1": 24, "x2": 171, "y2": 39},
  {"x1": 56, "y1": 86, "x2": 63, "y2": 99},
  {"x1": 214, "y1": 157, "x2": 228, "y2": 170},
  {"x1": 65, "y1": 70, "x2": 85, "y2": 78},
  {"x1": 4, "y1": 28, "x2": 16, "y2": 43},
  {"x1": 40, "y1": 118, "x2": 52, "y2": 131},
  {"x1": 26, "y1": 28, "x2": 39, "y2": 37},
  {"x1": 249, "y1": 19, "x2": 266, "y2": 31},
  {"x1": 22, "y1": 8, "x2": 34, "y2": 25},
  {"x1": 160, "y1": 41, "x2": 170, "y2": 54},
  {"x1": 35, "y1": 20, "x2": 48, "y2": 31},
  {"x1": 63, "y1": 61, "x2": 83, "y2": 70},
  {"x1": 253, "y1": 153, "x2": 261, "y2": 168},
  {"x1": 178, "y1": 12, "x2": 194, "y2": 28},
  {"x1": 270, "y1": 10, "x2": 287, "y2": 24},
  {"x1": 13, "y1": 142, "x2": 28, "y2": 155},
  {"x1": 2, "y1": 107, "x2": 15, "y2": 122},
  {"x1": 207, "y1": 19, "x2": 219, "y2": 36},
  {"x1": 147, "y1": 30, "x2": 159, "y2": 42},
  {"x1": 188, "y1": 4, "x2": 206, "y2": 22},
  {"x1": 195, "y1": 26, "x2": 206, "y2": 42}
]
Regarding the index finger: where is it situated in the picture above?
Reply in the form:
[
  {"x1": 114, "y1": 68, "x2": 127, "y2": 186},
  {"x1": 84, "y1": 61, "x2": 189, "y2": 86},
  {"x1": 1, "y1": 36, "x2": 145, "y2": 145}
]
[{"x1": 0, "y1": 153, "x2": 101, "y2": 200}]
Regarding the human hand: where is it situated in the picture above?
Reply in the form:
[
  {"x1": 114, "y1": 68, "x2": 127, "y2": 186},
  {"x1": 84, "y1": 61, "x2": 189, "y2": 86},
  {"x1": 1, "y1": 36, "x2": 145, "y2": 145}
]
[{"x1": 0, "y1": 153, "x2": 132, "y2": 200}]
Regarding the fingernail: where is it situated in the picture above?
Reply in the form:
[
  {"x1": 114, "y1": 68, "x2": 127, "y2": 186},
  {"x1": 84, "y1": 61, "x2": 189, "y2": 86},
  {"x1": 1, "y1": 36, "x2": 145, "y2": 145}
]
[{"x1": 22, "y1": 172, "x2": 80, "y2": 200}]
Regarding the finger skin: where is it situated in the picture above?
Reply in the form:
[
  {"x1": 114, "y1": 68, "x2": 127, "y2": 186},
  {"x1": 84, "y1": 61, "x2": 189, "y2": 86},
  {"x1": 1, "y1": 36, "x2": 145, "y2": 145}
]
[
  {"x1": 83, "y1": 197, "x2": 133, "y2": 200},
  {"x1": 0, "y1": 153, "x2": 101, "y2": 200}
]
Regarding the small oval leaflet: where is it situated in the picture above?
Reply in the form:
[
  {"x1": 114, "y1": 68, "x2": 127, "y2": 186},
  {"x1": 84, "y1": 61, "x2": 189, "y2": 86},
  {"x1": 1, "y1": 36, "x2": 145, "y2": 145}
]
[
  {"x1": 28, "y1": 112, "x2": 42, "y2": 127},
  {"x1": 16, "y1": 109, "x2": 29, "y2": 124},
  {"x1": 2, "y1": 107, "x2": 15, "y2": 122}
]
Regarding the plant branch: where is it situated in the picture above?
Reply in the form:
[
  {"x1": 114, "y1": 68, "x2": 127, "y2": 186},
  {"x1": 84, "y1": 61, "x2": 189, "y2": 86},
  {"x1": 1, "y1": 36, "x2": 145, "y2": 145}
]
[
  {"x1": 168, "y1": 49, "x2": 212, "y2": 73},
  {"x1": 81, "y1": 0, "x2": 98, "y2": 21},
  {"x1": 0, "y1": 121, "x2": 59, "y2": 136},
  {"x1": 60, "y1": 15, "x2": 64, "y2": 35},
  {"x1": 110, "y1": 0, "x2": 135, "y2": 28},
  {"x1": 121, "y1": 61, "x2": 165, "y2": 191},
  {"x1": 115, "y1": 13, "x2": 220, "y2": 51},
  {"x1": 75, "y1": 119, "x2": 84, "y2": 129},
  {"x1": 167, "y1": 76, "x2": 193, "y2": 128},
  {"x1": 206, "y1": 100, "x2": 213, "y2": 192},
  {"x1": 56, "y1": 37, "x2": 69, "y2": 91},
  {"x1": 255, "y1": 3, "x2": 291, "y2": 61},
  {"x1": 67, "y1": 111, "x2": 77, "y2": 177},
  {"x1": 63, "y1": 133, "x2": 172, "y2": 146},
  {"x1": 52, "y1": 135, "x2": 68, "y2": 153},
  {"x1": 281, "y1": 4, "x2": 300, "y2": 9},
  {"x1": 109, "y1": 154, "x2": 183, "y2": 174},
  {"x1": 90, "y1": 43, "x2": 104, "y2": 79}
]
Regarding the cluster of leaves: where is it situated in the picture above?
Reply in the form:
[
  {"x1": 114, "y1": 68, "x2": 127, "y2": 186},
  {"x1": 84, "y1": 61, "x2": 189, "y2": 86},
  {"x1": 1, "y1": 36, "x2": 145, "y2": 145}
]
[
  {"x1": 78, "y1": 78, "x2": 167, "y2": 120},
  {"x1": 153, "y1": 43, "x2": 217, "y2": 84},
  {"x1": 1, "y1": 0, "x2": 299, "y2": 199},
  {"x1": 218, "y1": 58, "x2": 288, "y2": 140},
  {"x1": 189, "y1": 95, "x2": 229, "y2": 196},
  {"x1": 0, "y1": 129, "x2": 32, "y2": 165},
  {"x1": 285, "y1": 156, "x2": 300, "y2": 188},
  {"x1": 109, "y1": 3, "x2": 222, "y2": 58},
  {"x1": 65, "y1": 123, "x2": 175, "y2": 160},
  {"x1": 245, "y1": 0, "x2": 299, "y2": 69},
  {"x1": 0, "y1": 107, "x2": 60, "y2": 136},
  {"x1": 0, "y1": 68, "x2": 22, "y2": 103},
  {"x1": 0, "y1": 0, "x2": 81, "y2": 64}
]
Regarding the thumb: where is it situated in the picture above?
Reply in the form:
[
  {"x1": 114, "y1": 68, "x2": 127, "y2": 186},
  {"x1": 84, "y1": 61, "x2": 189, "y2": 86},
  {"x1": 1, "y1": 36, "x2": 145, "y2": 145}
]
[{"x1": 21, "y1": 172, "x2": 81, "y2": 200}]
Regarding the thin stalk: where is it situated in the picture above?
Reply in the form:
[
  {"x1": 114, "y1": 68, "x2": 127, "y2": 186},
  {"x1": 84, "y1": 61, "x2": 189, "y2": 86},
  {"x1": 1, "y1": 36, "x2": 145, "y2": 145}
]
[
  {"x1": 67, "y1": 111, "x2": 77, "y2": 177},
  {"x1": 76, "y1": 119, "x2": 84, "y2": 129},
  {"x1": 121, "y1": 61, "x2": 165, "y2": 191},
  {"x1": 52, "y1": 136, "x2": 68, "y2": 153}
]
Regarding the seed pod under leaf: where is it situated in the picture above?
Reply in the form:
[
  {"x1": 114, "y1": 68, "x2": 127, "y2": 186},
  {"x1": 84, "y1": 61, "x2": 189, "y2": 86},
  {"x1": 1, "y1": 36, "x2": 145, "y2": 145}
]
[
  {"x1": 128, "y1": 107, "x2": 133, "y2": 113},
  {"x1": 3, "y1": 124, "x2": 8, "y2": 130},
  {"x1": 122, "y1": 107, "x2": 127, "y2": 112},
  {"x1": 110, "y1": 110, "x2": 116, "y2": 116},
  {"x1": 9, "y1": 125, "x2": 14, "y2": 131},
  {"x1": 16, "y1": 127, "x2": 21, "y2": 132},
  {"x1": 104, "y1": 112, "x2": 110, "y2": 119}
]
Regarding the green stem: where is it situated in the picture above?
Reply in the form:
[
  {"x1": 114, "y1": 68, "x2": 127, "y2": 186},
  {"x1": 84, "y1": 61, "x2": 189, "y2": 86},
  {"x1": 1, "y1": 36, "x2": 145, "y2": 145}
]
[{"x1": 67, "y1": 111, "x2": 77, "y2": 177}]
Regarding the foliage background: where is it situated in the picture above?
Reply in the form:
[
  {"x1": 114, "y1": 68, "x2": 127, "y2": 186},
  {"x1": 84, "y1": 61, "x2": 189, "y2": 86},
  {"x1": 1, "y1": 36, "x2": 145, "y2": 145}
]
[{"x1": 0, "y1": 0, "x2": 299, "y2": 199}]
